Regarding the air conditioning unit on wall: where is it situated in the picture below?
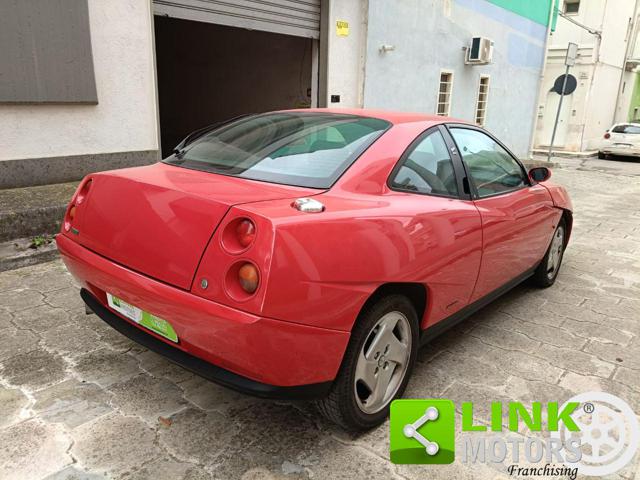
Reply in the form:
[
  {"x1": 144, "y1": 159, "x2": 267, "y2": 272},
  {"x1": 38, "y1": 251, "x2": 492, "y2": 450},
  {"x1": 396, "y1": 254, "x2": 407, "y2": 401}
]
[{"x1": 465, "y1": 37, "x2": 494, "y2": 65}]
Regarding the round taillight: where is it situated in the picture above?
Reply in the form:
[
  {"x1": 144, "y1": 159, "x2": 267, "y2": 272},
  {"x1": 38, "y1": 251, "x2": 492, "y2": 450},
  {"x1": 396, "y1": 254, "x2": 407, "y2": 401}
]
[
  {"x1": 604, "y1": 132, "x2": 611, "y2": 139},
  {"x1": 236, "y1": 219, "x2": 256, "y2": 248},
  {"x1": 221, "y1": 217, "x2": 256, "y2": 254},
  {"x1": 69, "y1": 205, "x2": 76, "y2": 220},
  {"x1": 238, "y1": 263, "x2": 259, "y2": 294}
]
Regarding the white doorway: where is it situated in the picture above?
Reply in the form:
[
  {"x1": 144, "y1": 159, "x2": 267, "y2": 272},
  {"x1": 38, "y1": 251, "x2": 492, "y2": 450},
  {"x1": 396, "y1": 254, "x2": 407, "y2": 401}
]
[{"x1": 540, "y1": 90, "x2": 573, "y2": 147}]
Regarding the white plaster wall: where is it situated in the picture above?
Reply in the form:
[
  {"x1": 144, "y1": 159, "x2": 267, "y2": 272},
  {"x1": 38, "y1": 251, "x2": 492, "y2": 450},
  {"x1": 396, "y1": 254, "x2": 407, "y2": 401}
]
[
  {"x1": 323, "y1": 0, "x2": 368, "y2": 107},
  {"x1": 584, "y1": 63, "x2": 627, "y2": 149},
  {"x1": 616, "y1": 70, "x2": 637, "y2": 123},
  {"x1": 0, "y1": 0, "x2": 159, "y2": 161},
  {"x1": 534, "y1": 50, "x2": 593, "y2": 151},
  {"x1": 535, "y1": 0, "x2": 636, "y2": 151}
]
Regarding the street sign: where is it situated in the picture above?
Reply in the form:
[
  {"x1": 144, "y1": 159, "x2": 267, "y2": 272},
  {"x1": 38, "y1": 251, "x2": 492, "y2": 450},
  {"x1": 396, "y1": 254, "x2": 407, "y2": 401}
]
[
  {"x1": 553, "y1": 74, "x2": 577, "y2": 95},
  {"x1": 565, "y1": 42, "x2": 578, "y2": 66},
  {"x1": 547, "y1": 42, "x2": 579, "y2": 161}
]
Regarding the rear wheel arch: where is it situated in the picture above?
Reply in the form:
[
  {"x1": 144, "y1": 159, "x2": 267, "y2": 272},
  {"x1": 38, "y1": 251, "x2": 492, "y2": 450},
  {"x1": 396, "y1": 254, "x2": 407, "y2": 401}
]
[
  {"x1": 356, "y1": 283, "x2": 427, "y2": 331},
  {"x1": 317, "y1": 288, "x2": 422, "y2": 430}
]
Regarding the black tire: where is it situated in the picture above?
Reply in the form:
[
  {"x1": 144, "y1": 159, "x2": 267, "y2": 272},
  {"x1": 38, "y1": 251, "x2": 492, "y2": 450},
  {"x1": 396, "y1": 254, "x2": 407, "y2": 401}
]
[
  {"x1": 598, "y1": 151, "x2": 606, "y2": 159},
  {"x1": 531, "y1": 218, "x2": 566, "y2": 288},
  {"x1": 315, "y1": 294, "x2": 419, "y2": 431}
]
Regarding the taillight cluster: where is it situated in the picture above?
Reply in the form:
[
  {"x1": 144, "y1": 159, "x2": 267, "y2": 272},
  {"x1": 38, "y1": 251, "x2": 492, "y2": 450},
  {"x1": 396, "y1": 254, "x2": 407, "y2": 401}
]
[
  {"x1": 604, "y1": 132, "x2": 611, "y2": 139},
  {"x1": 220, "y1": 217, "x2": 260, "y2": 297},
  {"x1": 64, "y1": 179, "x2": 92, "y2": 232}
]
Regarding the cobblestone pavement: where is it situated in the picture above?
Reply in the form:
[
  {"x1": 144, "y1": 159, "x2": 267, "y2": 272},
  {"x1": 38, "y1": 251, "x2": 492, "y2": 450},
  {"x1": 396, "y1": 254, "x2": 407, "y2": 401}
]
[{"x1": 0, "y1": 156, "x2": 639, "y2": 480}]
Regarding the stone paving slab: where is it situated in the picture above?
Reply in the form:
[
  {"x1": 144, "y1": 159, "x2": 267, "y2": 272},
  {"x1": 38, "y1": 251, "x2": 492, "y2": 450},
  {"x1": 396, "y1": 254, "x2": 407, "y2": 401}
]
[{"x1": 0, "y1": 156, "x2": 639, "y2": 479}]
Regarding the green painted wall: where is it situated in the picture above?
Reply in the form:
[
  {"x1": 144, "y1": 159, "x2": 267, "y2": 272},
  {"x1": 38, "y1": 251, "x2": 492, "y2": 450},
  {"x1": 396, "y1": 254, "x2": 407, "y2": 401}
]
[
  {"x1": 486, "y1": 0, "x2": 559, "y2": 27},
  {"x1": 628, "y1": 73, "x2": 640, "y2": 122}
]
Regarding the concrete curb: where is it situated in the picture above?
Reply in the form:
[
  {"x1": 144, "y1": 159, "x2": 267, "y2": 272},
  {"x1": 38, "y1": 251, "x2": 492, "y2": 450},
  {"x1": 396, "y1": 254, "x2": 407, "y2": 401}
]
[
  {"x1": 0, "y1": 205, "x2": 66, "y2": 243},
  {"x1": 531, "y1": 149, "x2": 598, "y2": 159},
  {"x1": 0, "y1": 237, "x2": 59, "y2": 272},
  {"x1": 0, "y1": 182, "x2": 76, "y2": 242}
]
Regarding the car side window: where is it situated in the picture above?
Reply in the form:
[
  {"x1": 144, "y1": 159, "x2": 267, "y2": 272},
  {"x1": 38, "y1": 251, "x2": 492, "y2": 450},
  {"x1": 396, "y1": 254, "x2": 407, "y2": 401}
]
[
  {"x1": 390, "y1": 130, "x2": 459, "y2": 197},
  {"x1": 450, "y1": 128, "x2": 527, "y2": 198}
]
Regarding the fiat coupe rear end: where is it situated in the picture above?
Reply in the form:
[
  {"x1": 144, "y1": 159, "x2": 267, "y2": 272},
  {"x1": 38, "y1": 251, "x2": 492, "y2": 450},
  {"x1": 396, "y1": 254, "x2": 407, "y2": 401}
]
[{"x1": 57, "y1": 109, "x2": 572, "y2": 430}]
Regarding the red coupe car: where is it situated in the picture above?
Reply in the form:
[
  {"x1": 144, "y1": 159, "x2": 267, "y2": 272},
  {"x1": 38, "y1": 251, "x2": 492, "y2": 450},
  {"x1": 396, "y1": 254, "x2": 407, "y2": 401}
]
[{"x1": 57, "y1": 109, "x2": 572, "y2": 430}]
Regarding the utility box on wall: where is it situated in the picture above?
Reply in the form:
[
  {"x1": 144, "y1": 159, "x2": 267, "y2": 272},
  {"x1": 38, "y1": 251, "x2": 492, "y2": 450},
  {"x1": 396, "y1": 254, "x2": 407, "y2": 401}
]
[{"x1": 465, "y1": 37, "x2": 494, "y2": 65}]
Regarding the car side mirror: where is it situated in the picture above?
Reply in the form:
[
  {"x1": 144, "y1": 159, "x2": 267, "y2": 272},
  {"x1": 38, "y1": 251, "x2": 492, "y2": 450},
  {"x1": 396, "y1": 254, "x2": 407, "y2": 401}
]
[{"x1": 529, "y1": 166, "x2": 551, "y2": 183}]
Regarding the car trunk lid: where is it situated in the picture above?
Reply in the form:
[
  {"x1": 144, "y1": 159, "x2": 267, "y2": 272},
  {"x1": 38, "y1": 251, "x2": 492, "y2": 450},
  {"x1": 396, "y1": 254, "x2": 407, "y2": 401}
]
[{"x1": 71, "y1": 162, "x2": 318, "y2": 290}]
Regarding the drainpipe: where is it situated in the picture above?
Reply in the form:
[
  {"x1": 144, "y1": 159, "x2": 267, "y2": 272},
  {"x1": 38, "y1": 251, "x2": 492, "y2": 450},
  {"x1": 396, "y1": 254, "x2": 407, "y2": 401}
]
[{"x1": 528, "y1": 0, "x2": 556, "y2": 159}]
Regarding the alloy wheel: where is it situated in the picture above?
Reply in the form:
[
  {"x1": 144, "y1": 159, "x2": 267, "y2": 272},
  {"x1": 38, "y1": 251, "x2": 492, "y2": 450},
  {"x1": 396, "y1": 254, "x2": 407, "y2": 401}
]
[
  {"x1": 353, "y1": 311, "x2": 412, "y2": 414},
  {"x1": 546, "y1": 225, "x2": 565, "y2": 280}
]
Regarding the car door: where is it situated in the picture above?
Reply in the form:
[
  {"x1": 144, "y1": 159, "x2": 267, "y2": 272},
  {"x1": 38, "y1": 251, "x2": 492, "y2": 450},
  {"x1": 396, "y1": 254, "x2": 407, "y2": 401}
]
[
  {"x1": 619, "y1": 124, "x2": 640, "y2": 150},
  {"x1": 610, "y1": 124, "x2": 630, "y2": 147},
  {"x1": 387, "y1": 125, "x2": 483, "y2": 327},
  {"x1": 445, "y1": 125, "x2": 558, "y2": 303}
]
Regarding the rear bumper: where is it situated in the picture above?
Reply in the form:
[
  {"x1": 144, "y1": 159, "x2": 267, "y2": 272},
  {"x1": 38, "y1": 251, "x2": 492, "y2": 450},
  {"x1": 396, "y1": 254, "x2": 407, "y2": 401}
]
[
  {"x1": 600, "y1": 146, "x2": 640, "y2": 157},
  {"x1": 56, "y1": 234, "x2": 349, "y2": 398},
  {"x1": 81, "y1": 289, "x2": 330, "y2": 399}
]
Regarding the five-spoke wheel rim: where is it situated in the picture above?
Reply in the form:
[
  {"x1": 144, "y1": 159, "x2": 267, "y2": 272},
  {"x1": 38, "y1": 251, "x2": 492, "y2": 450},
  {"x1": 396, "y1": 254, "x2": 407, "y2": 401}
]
[
  {"x1": 354, "y1": 311, "x2": 412, "y2": 414},
  {"x1": 547, "y1": 225, "x2": 565, "y2": 280}
]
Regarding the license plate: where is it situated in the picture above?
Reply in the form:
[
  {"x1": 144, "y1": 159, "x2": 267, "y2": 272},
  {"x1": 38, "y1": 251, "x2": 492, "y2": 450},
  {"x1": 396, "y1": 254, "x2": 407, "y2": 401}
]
[{"x1": 107, "y1": 293, "x2": 178, "y2": 343}]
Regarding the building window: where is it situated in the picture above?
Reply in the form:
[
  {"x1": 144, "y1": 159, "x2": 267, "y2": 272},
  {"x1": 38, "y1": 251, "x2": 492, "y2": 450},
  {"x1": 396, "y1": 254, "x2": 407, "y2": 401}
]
[
  {"x1": 564, "y1": 0, "x2": 580, "y2": 14},
  {"x1": 437, "y1": 72, "x2": 453, "y2": 116},
  {"x1": 0, "y1": 0, "x2": 97, "y2": 103},
  {"x1": 475, "y1": 76, "x2": 490, "y2": 126}
]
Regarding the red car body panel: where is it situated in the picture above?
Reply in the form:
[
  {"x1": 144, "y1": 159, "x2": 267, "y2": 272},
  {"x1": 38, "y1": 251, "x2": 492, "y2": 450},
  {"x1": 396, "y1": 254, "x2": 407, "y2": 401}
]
[
  {"x1": 57, "y1": 234, "x2": 349, "y2": 386},
  {"x1": 57, "y1": 108, "x2": 572, "y2": 391},
  {"x1": 71, "y1": 163, "x2": 318, "y2": 290},
  {"x1": 543, "y1": 181, "x2": 574, "y2": 212},
  {"x1": 469, "y1": 186, "x2": 561, "y2": 302},
  {"x1": 191, "y1": 120, "x2": 483, "y2": 330}
]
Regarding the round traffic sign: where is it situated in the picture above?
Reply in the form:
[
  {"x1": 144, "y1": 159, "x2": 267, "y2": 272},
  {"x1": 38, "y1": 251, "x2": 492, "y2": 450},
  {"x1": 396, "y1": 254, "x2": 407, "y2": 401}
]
[{"x1": 552, "y1": 74, "x2": 577, "y2": 95}]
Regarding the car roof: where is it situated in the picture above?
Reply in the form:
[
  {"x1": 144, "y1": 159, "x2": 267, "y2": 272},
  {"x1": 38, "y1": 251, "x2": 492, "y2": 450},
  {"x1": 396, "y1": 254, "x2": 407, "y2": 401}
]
[{"x1": 282, "y1": 108, "x2": 470, "y2": 125}]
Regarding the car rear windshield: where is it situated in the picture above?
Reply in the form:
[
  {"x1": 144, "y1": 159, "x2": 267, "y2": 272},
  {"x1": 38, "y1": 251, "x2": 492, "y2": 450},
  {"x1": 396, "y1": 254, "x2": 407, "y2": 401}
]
[{"x1": 164, "y1": 112, "x2": 391, "y2": 189}]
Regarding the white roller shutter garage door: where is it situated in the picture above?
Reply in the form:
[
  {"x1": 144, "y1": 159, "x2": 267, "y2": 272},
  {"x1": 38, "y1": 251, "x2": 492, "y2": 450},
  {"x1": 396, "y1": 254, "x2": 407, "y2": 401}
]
[{"x1": 153, "y1": 0, "x2": 321, "y2": 39}]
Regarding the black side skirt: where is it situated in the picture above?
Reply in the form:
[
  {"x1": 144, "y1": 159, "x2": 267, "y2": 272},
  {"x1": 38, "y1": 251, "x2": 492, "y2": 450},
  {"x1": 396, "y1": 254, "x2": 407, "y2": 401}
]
[
  {"x1": 419, "y1": 266, "x2": 537, "y2": 345},
  {"x1": 80, "y1": 289, "x2": 332, "y2": 400}
]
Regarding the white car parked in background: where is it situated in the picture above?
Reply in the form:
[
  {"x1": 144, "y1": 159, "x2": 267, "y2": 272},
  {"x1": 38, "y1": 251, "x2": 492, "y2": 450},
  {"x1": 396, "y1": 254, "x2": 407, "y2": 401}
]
[{"x1": 599, "y1": 123, "x2": 640, "y2": 159}]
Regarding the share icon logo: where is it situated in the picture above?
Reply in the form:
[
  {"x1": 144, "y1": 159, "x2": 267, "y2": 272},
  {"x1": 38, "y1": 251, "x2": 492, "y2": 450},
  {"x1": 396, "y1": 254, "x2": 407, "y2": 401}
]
[
  {"x1": 403, "y1": 406, "x2": 441, "y2": 455},
  {"x1": 390, "y1": 399, "x2": 455, "y2": 464}
]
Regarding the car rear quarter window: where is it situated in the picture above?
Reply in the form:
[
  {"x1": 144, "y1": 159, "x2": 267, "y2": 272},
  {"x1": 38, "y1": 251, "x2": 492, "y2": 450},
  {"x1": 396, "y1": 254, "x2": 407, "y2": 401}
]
[{"x1": 164, "y1": 113, "x2": 390, "y2": 189}]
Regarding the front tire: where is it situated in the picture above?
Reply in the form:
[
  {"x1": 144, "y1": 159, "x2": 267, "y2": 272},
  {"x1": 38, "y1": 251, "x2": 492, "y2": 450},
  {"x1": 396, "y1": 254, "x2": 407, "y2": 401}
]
[
  {"x1": 316, "y1": 295, "x2": 419, "y2": 431},
  {"x1": 531, "y1": 218, "x2": 566, "y2": 288}
]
